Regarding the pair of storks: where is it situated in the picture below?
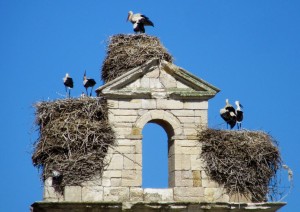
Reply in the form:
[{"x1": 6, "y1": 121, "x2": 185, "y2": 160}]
[
  {"x1": 220, "y1": 99, "x2": 243, "y2": 130},
  {"x1": 63, "y1": 71, "x2": 96, "y2": 98}
]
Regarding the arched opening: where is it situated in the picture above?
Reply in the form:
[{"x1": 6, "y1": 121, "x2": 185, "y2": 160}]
[{"x1": 142, "y1": 121, "x2": 170, "y2": 188}]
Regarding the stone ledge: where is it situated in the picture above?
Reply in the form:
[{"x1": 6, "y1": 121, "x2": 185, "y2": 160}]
[{"x1": 31, "y1": 201, "x2": 286, "y2": 212}]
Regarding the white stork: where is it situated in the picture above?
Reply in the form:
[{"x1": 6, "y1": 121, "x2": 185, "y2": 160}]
[
  {"x1": 220, "y1": 99, "x2": 237, "y2": 129},
  {"x1": 83, "y1": 70, "x2": 96, "y2": 96},
  {"x1": 127, "y1": 11, "x2": 154, "y2": 33},
  {"x1": 235, "y1": 100, "x2": 244, "y2": 130},
  {"x1": 63, "y1": 73, "x2": 73, "y2": 98}
]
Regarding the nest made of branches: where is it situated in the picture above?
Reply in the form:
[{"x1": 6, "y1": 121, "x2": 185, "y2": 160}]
[
  {"x1": 198, "y1": 128, "x2": 281, "y2": 202},
  {"x1": 32, "y1": 98, "x2": 115, "y2": 190},
  {"x1": 101, "y1": 34, "x2": 173, "y2": 83}
]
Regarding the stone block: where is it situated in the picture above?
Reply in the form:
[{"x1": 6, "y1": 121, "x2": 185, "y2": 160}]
[
  {"x1": 177, "y1": 140, "x2": 200, "y2": 147},
  {"x1": 103, "y1": 187, "x2": 130, "y2": 202},
  {"x1": 174, "y1": 187, "x2": 205, "y2": 201},
  {"x1": 183, "y1": 101, "x2": 208, "y2": 109},
  {"x1": 140, "y1": 77, "x2": 150, "y2": 87},
  {"x1": 169, "y1": 154, "x2": 182, "y2": 171},
  {"x1": 114, "y1": 115, "x2": 137, "y2": 123},
  {"x1": 43, "y1": 186, "x2": 63, "y2": 202},
  {"x1": 178, "y1": 116, "x2": 195, "y2": 124},
  {"x1": 205, "y1": 188, "x2": 229, "y2": 202},
  {"x1": 102, "y1": 178, "x2": 111, "y2": 187},
  {"x1": 142, "y1": 99, "x2": 157, "y2": 109},
  {"x1": 82, "y1": 186, "x2": 103, "y2": 201},
  {"x1": 102, "y1": 170, "x2": 122, "y2": 178},
  {"x1": 110, "y1": 178, "x2": 122, "y2": 187},
  {"x1": 123, "y1": 154, "x2": 135, "y2": 169},
  {"x1": 170, "y1": 109, "x2": 195, "y2": 117},
  {"x1": 119, "y1": 99, "x2": 142, "y2": 109},
  {"x1": 106, "y1": 154, "x2": 123, "y2": 170},
  {"x1": 114, "y1": 145, "x2": 135, "y2": 154},
  {"x1": 181, "y1": 154, "x2": 191, "y2": 170},
  {"x1": 135, "y1": 154, "x2": 142, "y2": 170},
  {"x1": 149, "y1": 110, "x2": 166, "y2": 119},
  {"x1": 111, "y1": 109, "x2": 138, "y2": 116},
  {"x1": 131, "y1": 127, "x2": 142, "y2": 136},
  {"x1": 192, "y1": 170, "x2": 201, "y2": 187},
  {"x1": 144, "y1": 188, "x2": 174, "y2": 202},
  {"x1": 64, "y1": 186, "x2": 82, "y2": 202},
  {"x1": 183, "y1": 128, "x2": 198, "y2": 136},
  {"x1": 130, "y1": 187, "x2": 144, "y2": 201},
  {"x1": 114, "y1": 127, "x2": 133, "y2": 136},
  {"x1": 113, "y1": 122, "x2": 133, "y2": 128},
  {"x1": 157, "y1": 99, "x2": 183, "y2": 109},
  {"x1": 122, "y1": 170, "x2": 142, "y2": 186},
  {"x1": 181, "y1": 146, "x2": 200, "y2": 155},
  {"x1": 191, "y1": 155, "x2": 202, "y2": 171}
]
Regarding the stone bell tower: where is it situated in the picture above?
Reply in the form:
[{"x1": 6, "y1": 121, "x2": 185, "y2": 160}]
[{"x1": 31, "y1": 34, "x2": 285, "y2": 211}]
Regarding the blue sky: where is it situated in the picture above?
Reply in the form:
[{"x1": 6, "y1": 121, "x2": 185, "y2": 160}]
[{"x1": 1, "y1": 0, "x2": 299, "y2": 211}]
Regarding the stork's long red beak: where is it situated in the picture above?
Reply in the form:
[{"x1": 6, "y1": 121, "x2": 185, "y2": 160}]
[{"x1": 126, "y1": 14, "x2": 130, "y2": 22}]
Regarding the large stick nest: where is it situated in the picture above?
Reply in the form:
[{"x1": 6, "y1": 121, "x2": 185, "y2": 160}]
[
  {"x1": 198, "y1": 129, "x2": 281, "y2": 202},
  {"x1": 101, "y1": 34, "x2": 173, "y2": 83},
  {"x1": 32, "y1": 98, "x2": 115, "y2": 189}
]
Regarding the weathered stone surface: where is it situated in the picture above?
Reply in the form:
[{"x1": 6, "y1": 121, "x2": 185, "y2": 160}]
[
  {"x1": 192, "y1": 170, "x2": 202, "y2": 187},
  {"x1": 111, "y1": 109, "x2": 138, "y2": 116},
  {"x1": 144, "y1": 188, "x2": 174, "y2": 202},
  {"x1": 174, "y1": 187, "x2": 205, "y2": 201},
  {"x1": 119, "y1": 99, "x2": 142, "y2": 109},
  {"x1": 157, "y1": 99, "x2": 183, "y2": 109},
  {"x1": 122, "y1": 170, "x2": 142, "y2": 186},
  {"x1": 64, "y1": 186, "x2": 82, "y2": 202},
  {"x1": 106, "y1": 154, "x2": 124, "y2": 170},
  {"x1": 111, "y1": 178, "x2": 122, "y2": 187},
  {"x1": 142, "y1": 99, "x2": 157, "y2": 109},
  {"x1": 183, "y1": 101, "x2": 208, "y2": 109},
  {"x1": 82, "y1": 186, "x2": 104, "y2": 201},
  {"x1": 130, "y1": 187, "x2": 144, "y2": 201},
  {"x1": 43, "y1": 186, "x2": 63, "y2": 202},
  {"x1": 103, "y1": 187, "x2": 129, "y2": 201}
]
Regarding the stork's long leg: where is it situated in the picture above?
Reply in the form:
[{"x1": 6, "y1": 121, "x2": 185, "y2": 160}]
[
  {"x1": 68, "y1": 89, "x2": 71, "y2": 98},
  {"x1": 86, "y1": 88, "x2": 88, "y2": 96},
  {"x1": 90, "y1": 86, "x2": 94, "y2": 97}
]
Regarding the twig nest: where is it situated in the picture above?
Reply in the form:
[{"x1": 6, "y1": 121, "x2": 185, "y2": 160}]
[
  {"x1": 32, "y1": 98, "x2": 115, "y2": 189},
  {"x1": 198, "y1": 128, "x2": 281, "y2": 202},
  {"x1": 101, "y1": 34, "x2": 173, "y2": 83}
]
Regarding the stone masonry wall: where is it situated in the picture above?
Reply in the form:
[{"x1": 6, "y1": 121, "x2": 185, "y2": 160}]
[{"x1": 43, "y1": 65, "x2": 248, "y2": 203}]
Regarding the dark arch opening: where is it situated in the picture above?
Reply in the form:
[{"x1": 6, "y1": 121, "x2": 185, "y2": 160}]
[{"x1": 142, "y1": 121, "x2": 170, "y2": 188}]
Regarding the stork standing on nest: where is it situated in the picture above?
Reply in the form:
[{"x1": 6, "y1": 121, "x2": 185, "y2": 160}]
[
  {"x1": 220, "y1": 99, "x2": 237, "y2": 129},
  {"x1": 83, "y1": 70, "x2": 96, "y2": 96},
  {"x1": 127, "y1": 11, "x2": 154, "y2": 33},
  {"x1": 235, "y1": 100, "x2": 243, "y2": 130},
  {"x1": 63, "y1": 73, "x2": 73, "y2": 98}
]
